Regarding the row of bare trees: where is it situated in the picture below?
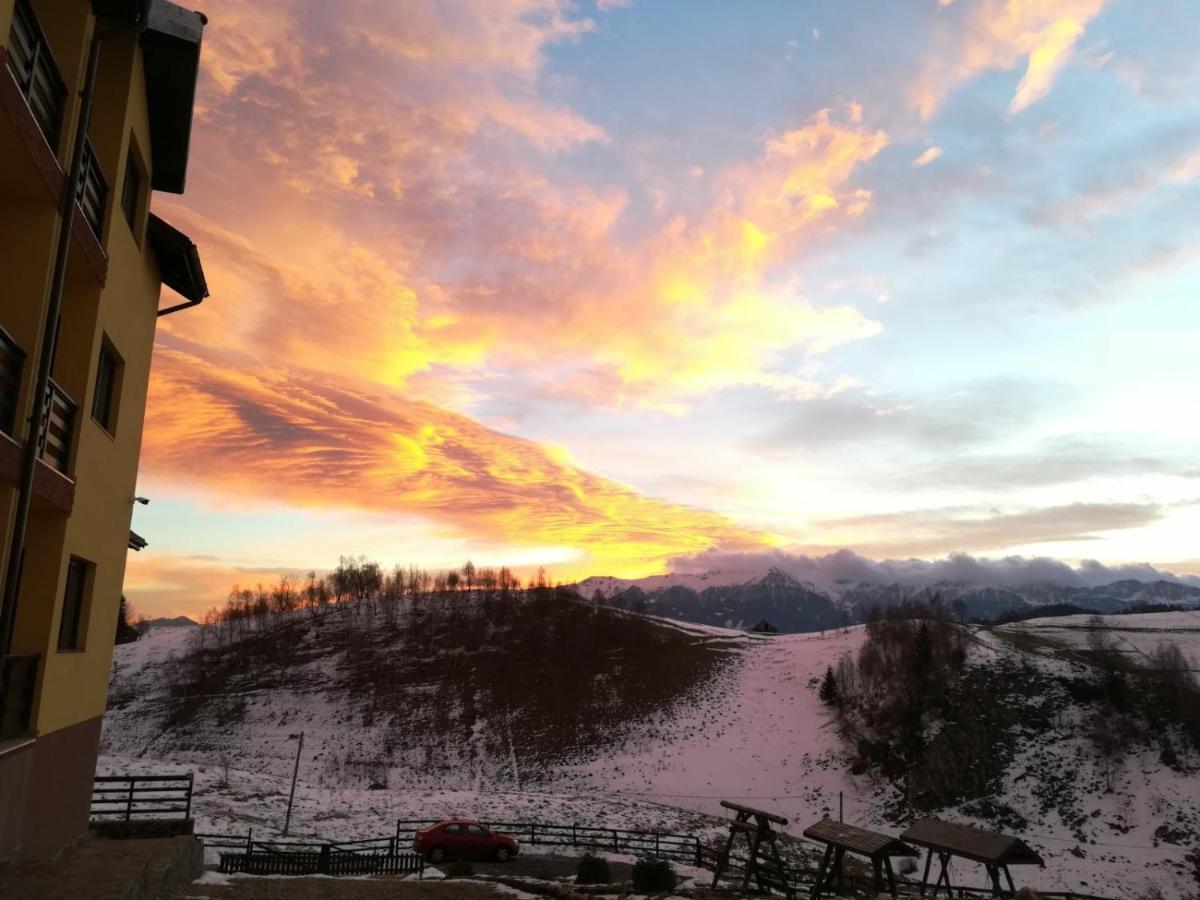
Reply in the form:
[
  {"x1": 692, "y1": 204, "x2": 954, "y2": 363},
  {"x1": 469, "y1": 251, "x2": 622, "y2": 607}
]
[{"x1": 203, "y1": 557, "x2": 552, "y2": 628}]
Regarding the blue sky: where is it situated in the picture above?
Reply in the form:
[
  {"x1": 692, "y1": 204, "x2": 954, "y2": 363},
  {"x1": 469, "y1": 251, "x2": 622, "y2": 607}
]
[{"x1": 127, "y1": 0, "x2": 1200, "y2": 616}]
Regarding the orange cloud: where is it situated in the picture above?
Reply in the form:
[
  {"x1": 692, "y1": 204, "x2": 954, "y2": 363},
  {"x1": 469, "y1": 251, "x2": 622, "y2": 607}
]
[
  {"x1": 180, "y1": 0, "x2": 889, "y2": 410},
  {"x1": 913, "y1": 0, "x2": 1106, "y2": 119},
  {"x1": 136, "y1": 3, "x2": 891, "y2": 585},
  {"x1": 141, "y1": 345, "x2": 771, "y2": 578}
]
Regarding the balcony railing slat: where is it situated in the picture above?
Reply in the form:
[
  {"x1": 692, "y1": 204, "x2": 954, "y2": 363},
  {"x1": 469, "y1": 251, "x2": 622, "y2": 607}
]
[
  {"x1": 78, "y1": 139, "x2": 108, "y2": 240},
  {"x1": 6, "y1": 0, "x2": 67, "y2": 151},
  {"x1": 38, "y1": 379, "x2": 75, "y2": 474}
]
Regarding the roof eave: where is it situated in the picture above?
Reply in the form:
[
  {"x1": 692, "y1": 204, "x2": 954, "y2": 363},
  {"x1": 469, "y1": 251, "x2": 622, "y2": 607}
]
[
  {"x1": 148, "y1": 213, "x2": 209, "y2": 305},
  {"x1": 140, "y1": 1, "x2": 206, "y2": 193}
]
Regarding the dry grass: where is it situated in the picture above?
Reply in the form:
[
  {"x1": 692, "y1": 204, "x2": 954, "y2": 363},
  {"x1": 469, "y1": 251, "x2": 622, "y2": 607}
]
[{"x1": 158, "y1": 591, "x2": 735, "y2": 781}]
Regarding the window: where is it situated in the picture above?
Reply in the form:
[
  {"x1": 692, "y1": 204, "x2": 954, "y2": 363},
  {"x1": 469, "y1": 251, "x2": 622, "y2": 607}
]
[
  {"x1": 466, "y1": 825, "x2": 488, "y2": 837},
  {"x1": 58, "y1": 557, "x2": 91, "y2": 652},
  {"x1": 444, "y1": 824, "x2": 463, "y2": 835},
  {"x1": 120, "y1": 148, "x2": 142, "y2": 234},
  {"x1": 91, "y1": 338, "x2": 121, "y2": 434}
]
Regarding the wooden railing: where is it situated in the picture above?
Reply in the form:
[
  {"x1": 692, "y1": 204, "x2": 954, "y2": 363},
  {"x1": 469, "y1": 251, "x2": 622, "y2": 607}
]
[
  {"x1": 37, "y1": 378, "x2": 74, "y2": 474},
  {"x1": 199, "y1": 831, "x2": 423, "y2": 878},
  {"x1": 5, "y1": 0, "x2": 67, "y2": 151},
  {"x1": 0, "y1": 653, "x2": 38, "y2": 739},
  {"x1": 77, "y1": 137, "x2": 108, "y2": 240},
  {"x1": 90, "y1": 774, "x2": 194, "y2": 822},
  {"x1": 0, "y1": 328, "x2": 23, "y2": 437}
]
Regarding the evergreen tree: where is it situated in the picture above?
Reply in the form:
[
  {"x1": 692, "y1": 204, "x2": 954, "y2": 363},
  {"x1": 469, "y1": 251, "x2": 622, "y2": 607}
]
[
  {"x1": 114, "y1": 596, "x2": 140, "y2": 644},
  {"x1": 819, "y1": 665, "x2": 839, "y2": 706},
  {"x1": 912, "y1": 622, "x2": 932, "y2": 680}
]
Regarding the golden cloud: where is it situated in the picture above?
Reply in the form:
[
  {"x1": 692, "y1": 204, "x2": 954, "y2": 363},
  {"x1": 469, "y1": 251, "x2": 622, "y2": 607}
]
[
  {"x1": 141, "y1": 345, "x2": 772, "y2": 578},
  {"x1": 181, "y1": 1, "x2": 889, "y2": 411},
  {"x1": 913, "y1": 0, "x2": 1106, "y2": 118}
]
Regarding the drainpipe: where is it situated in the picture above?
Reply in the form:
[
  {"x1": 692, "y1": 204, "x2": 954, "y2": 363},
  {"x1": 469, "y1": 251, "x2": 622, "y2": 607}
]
[{"x1": 0, "y1": 1, "x2": 153, "y2": 658}]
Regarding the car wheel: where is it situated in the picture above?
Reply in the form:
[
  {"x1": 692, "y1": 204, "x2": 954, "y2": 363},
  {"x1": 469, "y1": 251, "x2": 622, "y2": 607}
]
[
  {"x1": 429, "y1": 847, "x2": 446, "y2": 863},
  {"x1": 494, "y1": 847, "x2": 511, "y2": 863}
]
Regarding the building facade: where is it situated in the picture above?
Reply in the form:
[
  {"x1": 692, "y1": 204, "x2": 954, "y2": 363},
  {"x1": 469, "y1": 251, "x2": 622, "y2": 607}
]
[{"x1": 0, "y1": 0, "x2": 207, "y2": 862}]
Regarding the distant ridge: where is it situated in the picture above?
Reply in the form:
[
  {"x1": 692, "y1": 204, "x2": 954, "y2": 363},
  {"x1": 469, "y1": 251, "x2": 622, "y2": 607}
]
[
  {"x1": 578, "y1": 568, "x2": 1200, "y2": 634},
  {"x1": 137, "y1": 615, "x2": 199, "y2": 632}
]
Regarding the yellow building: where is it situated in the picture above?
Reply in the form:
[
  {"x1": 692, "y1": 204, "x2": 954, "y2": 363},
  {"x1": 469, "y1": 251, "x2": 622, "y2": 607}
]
[{"x1": 0, "y1": 0, "x2": 207, "y2": 862}]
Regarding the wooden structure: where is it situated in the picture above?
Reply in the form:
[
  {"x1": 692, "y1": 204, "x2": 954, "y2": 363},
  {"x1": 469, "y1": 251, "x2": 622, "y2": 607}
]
[
  {"x1": 710, "y1": 801, "x2": 795, "y2": 898},
  {"x1": 802, "y1": 818, "x2": 917, "y2": 898},
  {"x1": 901, "y1": 818, "x2": 1044, "y2": 897}
]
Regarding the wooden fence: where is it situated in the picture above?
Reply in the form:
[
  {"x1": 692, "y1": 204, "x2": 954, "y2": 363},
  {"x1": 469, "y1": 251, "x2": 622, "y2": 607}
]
[
  {"x1": 90, "y1": 774, "x2": 193, "y2": 822},
  {"x1": 205, "y1": 831, "x2": 423, "y2": 878},
  {"x1": 393, "y1": 819, "x2": 703, "y2": 866}
]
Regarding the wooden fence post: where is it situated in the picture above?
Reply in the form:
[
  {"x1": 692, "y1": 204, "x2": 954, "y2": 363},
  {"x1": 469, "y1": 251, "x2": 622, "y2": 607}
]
[
  {"x1": 572, "y1": 823, "x2": 577, "y2": 847},
  {"x1": 613, "y1": 830, "x2": 619, "y2": 853},
  {"x1": 246, "y1": 827, "x2": 253, "y2": 857},
  {"x1": 185, "y1": 773, "x2": 194, "y2": 820},
  {"x1": 694, "y1": 837, "x2": 702, "y2": 869},
  {"x1": 124, "y1": 777, "x2": 134, "y2": 821}
]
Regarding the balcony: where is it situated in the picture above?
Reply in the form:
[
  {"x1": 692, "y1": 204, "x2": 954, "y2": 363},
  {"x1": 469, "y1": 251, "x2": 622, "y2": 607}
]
[
  {"x1": 37, "y1": 379, "x2": 75, "y2": 475},
  {"x1": 77, "y1": 136, "x2": 108, "y2": 240},
  {"x1": 0, "y1": 328, "x2": 23, "y2": 437},
  {"x1": 5, "y1": 0, "x2": 67, "y2": 154},
  {"x1": 0, "y1": 653, "x2": 38, "y2": 739}
]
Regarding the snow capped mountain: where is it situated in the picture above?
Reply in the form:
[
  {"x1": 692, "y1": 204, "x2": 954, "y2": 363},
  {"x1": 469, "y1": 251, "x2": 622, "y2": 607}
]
[{"x1": 578, "y1": 567, "x2": 1200, "y2": 634}]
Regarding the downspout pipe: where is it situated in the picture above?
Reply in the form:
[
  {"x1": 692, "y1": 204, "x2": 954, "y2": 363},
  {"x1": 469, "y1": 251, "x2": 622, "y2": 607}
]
[
  {"x1": 157, "y1": 296, "x2": 203, "y2": 317},
  {"x1": 0, "y1": 2, "x2": 153, "y2": 659}
]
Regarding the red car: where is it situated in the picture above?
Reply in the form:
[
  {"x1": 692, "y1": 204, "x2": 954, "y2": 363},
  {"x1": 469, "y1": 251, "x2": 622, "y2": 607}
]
[{"x1": 413, "y1": 819, "x2": 519, "y2": 863}]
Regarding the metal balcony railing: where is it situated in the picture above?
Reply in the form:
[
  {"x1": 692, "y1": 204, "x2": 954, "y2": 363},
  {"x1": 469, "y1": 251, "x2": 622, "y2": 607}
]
[
  {"x1": 37, "y1": 378, "x2": 75, "y2": 474},
  {"x1": 78, "y1": 137, "x2": 109, "y2": 240},
  {"x1": 5, "y1": 0, "x2": 67, "y2": 152},
  {"x1": 0, "y1": 653, "x2": 39, "y2": 739},
  {"x1": 0, "y1": 328, "x2": 23, "y2": 437}
]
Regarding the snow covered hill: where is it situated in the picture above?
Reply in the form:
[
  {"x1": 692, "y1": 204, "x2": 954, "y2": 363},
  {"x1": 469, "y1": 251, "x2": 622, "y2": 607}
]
[{"x1": 102, "y1": 598, "x2": 1200, "y2": 896}]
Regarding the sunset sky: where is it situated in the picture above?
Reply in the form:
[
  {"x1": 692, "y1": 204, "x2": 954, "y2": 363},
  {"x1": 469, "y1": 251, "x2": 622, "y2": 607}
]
[{"x1": 127, "y1": 0, "x2": 1200, "y2": 618}]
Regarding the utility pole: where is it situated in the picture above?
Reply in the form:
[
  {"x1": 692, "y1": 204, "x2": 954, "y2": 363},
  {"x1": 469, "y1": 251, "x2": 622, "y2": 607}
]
[{"x1": 283, "y1": 731, "x2": 304, "y2": 836}]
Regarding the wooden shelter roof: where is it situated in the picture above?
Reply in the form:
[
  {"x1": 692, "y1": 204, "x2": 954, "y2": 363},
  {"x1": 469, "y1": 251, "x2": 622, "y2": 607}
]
[
  {"x1": 901, "y1": 818, "x2": 1044, "y2": 866},
  {"x1": 720, "y1": 801, "x2": 788, "y2": 825},
  {"x1": 803, "y1": 818, "x2": 917, "y2": 859}
]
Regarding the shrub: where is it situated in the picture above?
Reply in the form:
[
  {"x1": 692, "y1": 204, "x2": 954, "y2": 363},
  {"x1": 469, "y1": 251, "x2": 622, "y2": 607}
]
[
  {"x1": 631, "y1": 858, "x2": 677, "y2": 892},
  {"x1": 576, "y1": 852, "x2": 611, "y2": 884},
  {"x1": 444, "y1": 860, "x2": 474, "y2": 878}
]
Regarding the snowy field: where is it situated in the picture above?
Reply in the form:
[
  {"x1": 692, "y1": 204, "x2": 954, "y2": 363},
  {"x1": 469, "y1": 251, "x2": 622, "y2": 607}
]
[
  {"x1": 104, "y1": 617, "x2": 1200, "y2": 897},
  {"x1": 997, "y1": 610, "x2": 1200, "y2": 664}
]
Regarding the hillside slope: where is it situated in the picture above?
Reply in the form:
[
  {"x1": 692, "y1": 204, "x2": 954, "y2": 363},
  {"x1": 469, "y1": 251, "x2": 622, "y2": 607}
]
[{"x1": 103, "y1": 600, "x2": 1200, "y2": 896}]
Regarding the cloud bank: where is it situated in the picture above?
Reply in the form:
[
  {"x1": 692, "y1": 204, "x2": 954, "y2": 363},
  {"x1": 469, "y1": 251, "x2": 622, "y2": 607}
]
[{"x1": 667, "y1": 547, "x2": 1200, "y2": 590}]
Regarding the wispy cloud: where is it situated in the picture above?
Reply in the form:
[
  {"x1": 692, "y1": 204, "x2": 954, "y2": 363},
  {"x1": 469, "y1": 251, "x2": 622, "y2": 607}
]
[
  {"x1": 912, "y1": 146, "x2": 943, "y2": 168},
  {"x1": 912, "y1": 0, "x2": 1107, "y2": 118}
]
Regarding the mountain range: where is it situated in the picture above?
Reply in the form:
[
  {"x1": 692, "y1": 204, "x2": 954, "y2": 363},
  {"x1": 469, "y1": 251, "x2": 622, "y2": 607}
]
[{"x1": 578, "y1": 567, "x2": 1200, "y2": 633}]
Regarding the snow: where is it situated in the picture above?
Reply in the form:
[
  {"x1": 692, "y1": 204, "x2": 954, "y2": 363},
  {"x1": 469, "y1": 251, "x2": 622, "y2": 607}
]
[
  {"x1": 998, "y1": 611, "x2": 1200, "y2": 663},
  {"x1": 102, "y1": 612, "x2": 1200, "y2": 897}
]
